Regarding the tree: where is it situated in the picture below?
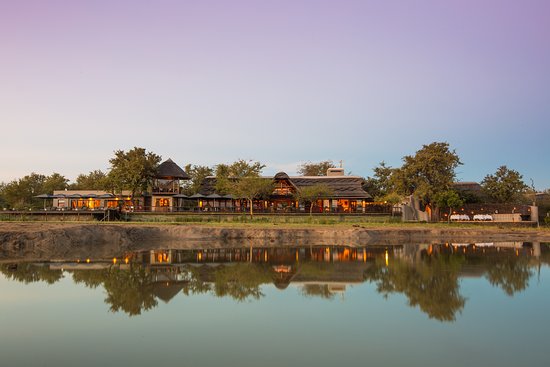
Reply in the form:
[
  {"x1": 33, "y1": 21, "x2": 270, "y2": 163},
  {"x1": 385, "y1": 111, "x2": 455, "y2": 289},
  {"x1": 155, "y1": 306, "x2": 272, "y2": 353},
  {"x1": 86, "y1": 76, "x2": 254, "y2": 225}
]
[
  {"x1": 214, "y1": 159, "x2": 265, "y2": 194},
  {"x1": 71, "y1": 170, "x2": 108, "y2": 190},
  {"x1": 182, "y1": 164, "x2": 213, "y2": 195},
  {"x1": 392, "y1": 142, "x2": 462, "y2": 215},
  {"x1": 434, "y1": 190, "x2": 464, "y2": 223},
  {"x1": 214, "y1": 160, "x2": 269, "y2": 217},
  {"x1": 362, "y1": 161, "x2": 395, "y2": 199},
  {"x1": 297, "y1": 160, "x2": 335, "y2": 176},
  {"x1": 1, "y1": 173, "x2": 68, "y2": 209},
  {"x1": 43, "y1": 173, "x2": 69, "y2": 193},
  {"x1": 231, "y1": 176, "x2": 274, "y2": 218},
  {"x1": 0, "y1": 183, "x2": 6, "y2": 208},
  {"x1": 295, "y1": 184, "x2": 333, "y2": 215},
  {"x1": 107, "y1": 147, "x2": 161, "y2": 201},
  {"x1": 215, "y1": 159, "x2": 265, "y2": 198},
  {"x1": 481, "y1": 166, "x2": 527, "y2": 203}
]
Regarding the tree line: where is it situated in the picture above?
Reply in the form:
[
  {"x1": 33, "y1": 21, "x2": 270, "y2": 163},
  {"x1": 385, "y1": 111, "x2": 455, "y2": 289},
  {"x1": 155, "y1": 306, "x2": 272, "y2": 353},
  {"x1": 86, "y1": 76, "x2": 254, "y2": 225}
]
[
  {"x1": 362, "y1": 142, "x2": 539, "y2": 220},
  {"x1": 0, "y1": 143, "x2": 545, "y2": 217}
]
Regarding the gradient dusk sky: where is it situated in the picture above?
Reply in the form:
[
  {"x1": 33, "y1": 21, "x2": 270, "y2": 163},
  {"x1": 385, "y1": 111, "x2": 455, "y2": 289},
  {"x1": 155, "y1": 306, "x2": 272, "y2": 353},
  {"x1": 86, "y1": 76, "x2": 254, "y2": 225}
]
[{"x1": 1, "y1": 0, "x2": 549, "y2": 188}]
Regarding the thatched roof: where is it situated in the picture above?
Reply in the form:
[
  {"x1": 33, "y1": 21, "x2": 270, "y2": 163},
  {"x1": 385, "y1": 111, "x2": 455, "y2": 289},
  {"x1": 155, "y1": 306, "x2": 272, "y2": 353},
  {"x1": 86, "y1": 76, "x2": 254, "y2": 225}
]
[
  {"x1": 290, "y1": 176, "x2": 371, "y2": 199},
  {"x1": 156, "y1": 159, "x2": 189, "y2": 179},
  {"x1": 198, "y1": 173, "x2": 372, "y2": 199}
]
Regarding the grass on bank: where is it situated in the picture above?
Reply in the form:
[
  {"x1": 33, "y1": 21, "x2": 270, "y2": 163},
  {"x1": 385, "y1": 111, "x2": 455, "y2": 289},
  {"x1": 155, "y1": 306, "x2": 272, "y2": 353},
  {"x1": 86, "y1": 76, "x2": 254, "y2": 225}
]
[{"x1": 0, "y1": 212, "x2": 548, "y2": 231}]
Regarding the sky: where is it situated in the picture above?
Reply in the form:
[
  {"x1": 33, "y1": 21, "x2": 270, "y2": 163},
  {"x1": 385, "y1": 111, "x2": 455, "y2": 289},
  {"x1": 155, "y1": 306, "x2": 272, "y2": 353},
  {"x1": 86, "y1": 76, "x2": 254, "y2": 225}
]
[{"x1": 1, "y1": 0, "x2": 549, "y2": 188}]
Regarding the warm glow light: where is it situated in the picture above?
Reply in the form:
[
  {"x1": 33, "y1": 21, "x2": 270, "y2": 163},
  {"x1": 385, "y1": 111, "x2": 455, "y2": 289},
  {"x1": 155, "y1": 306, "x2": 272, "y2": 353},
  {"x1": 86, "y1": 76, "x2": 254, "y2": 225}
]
[
  {"x1": 112, "y1": 258, "x2": 117, "y2": 264},
  {"x1": 385, "y1": 250, "x2": 389, "y2": 267},
  {"x1": 86, "y1": 258, "x2": 90, "y2": 263},
  {"x1": 363, "y1": 249, "x2": 366, "y2": 263},
  {"x1": 198, "y1": 252, "x2": 202, "y2": 261},
  {"x1": 125, "y1": 257, "x2": 129, "y2": 264}
]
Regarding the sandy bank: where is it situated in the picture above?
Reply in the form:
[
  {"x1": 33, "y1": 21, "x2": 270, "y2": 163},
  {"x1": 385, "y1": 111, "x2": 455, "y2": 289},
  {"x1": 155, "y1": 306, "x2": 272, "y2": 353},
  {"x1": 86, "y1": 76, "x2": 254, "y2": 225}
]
[{"x1": 1, "y1": 222, "x2": 549, "y2": 261}]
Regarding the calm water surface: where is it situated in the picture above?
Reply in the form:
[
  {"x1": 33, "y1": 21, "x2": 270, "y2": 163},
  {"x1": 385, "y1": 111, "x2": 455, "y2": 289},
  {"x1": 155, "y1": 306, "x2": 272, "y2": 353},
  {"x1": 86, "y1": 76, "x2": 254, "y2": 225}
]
[{"x1": 1, "y1": 242, "x2": 550, "y2": 367}]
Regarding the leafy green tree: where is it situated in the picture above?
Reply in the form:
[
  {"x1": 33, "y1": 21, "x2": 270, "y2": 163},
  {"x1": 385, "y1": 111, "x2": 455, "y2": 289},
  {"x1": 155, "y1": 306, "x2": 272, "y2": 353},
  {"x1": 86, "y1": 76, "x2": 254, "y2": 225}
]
[
  {"x1": 295, "y1": 184, "x2": 333, "y2": 215},
  {"x1": 0, "y1": 182, "x2": 7, "y2": 208},
  {"x1": 392, "y1": 142, "x2": 462, "y2": 216},
  {"x1": 71, "y1": 170, "x2": 108, "y2": 190},
  {"x1": 232, "y1": 176, "x2": 274, "y2": 218},
  {"x1": 214, "y1": 160, "x2": 269, "y2": 217},
  {"x1": 362, "y1": 161, "x2": 395, "y2": 200},
  {"x1": 297, "y1": 160, "x2": 335, "y2": 176},
  {"x1": 182, "y1": 164, "x2": 213, "y2": 195},
  {"x1": 1, "y1": 173, "x2": 68, "y2": 209},
  {"x1": 43, "y1": 173, "x2": 69, "y2": 193},
  {"x1": 214, "y1": 159, "x2": 265, "y2": 194},
  {"x1": 481, "y1": 166, "x2": 527, "y2": 203},
  {"x1": 107, "y1": 147, "x2": 161, "y2": 201},
  {"x1": 434, "y1": 190, "x2": 464, "y2": 223}
]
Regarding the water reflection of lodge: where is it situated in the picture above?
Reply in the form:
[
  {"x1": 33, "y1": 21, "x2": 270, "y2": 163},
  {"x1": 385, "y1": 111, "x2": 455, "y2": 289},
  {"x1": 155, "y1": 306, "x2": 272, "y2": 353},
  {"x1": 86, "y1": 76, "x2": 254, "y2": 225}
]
[
  {"x1": 143, "y1": 246, "x2": 385, "y2": 266},
  {"x1": 46, "y1": 160, "x2": 381, "y2": 213},
  {"x1": 33, "y1": 242, "x2": 546, "y2": 304},
  {"x1": 133, "y1": 246, "x2": 386, "y2": 295}
]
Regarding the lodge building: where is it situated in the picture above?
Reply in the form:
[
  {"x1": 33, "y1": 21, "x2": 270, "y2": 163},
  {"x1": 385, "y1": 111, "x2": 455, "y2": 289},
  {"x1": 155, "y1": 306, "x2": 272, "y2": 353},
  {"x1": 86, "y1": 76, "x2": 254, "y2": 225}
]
[{"x1": 46, "y1": 158, "x2": 377, "y2": 213}]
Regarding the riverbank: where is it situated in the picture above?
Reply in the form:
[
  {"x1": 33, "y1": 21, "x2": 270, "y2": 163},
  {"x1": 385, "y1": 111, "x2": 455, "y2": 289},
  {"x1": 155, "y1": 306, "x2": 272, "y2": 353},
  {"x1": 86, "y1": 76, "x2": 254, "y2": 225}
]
[{"x1": 1, "y1": 222, "x2": 549, "y2": 261}]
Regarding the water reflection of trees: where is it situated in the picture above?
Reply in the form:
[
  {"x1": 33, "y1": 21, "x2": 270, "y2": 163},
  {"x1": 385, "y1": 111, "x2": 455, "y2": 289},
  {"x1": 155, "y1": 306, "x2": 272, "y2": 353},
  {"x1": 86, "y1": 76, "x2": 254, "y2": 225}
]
[
  {"x1": 486, "y1": 257, "x2": 532, "y2": 296},
  {"x1": 73, "y1": 266, "x2": 158, "y2": 316},
  {"x1": 364, "y1": 254, "x2": 466, "y2": 322},
  {"x1": 300, "y1": 284, "x2": 335, "y2": 300},
  {"x1": 0, "y1": 263, "x2": 63, "y2": 284},
  {"x1": 212, "y1": 264, "x2": 271, "y2": 301},
  {"x1": 1, "y1": 244, "x2": 544, "y2": 318}
]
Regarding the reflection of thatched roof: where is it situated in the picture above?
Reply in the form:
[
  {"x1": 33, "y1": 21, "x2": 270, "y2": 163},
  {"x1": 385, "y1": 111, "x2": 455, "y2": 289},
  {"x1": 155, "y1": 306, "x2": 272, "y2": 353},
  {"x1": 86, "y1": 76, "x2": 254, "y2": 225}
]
[
  {"x1": 151, "y1": 282, "x2": 184, "y2": 303},
  {"x1": 272, "y1": 265, "x2": 297, "y2": 290},
  {"x1": 156, "y1": 159, "x2": 189, "y2": 179}
]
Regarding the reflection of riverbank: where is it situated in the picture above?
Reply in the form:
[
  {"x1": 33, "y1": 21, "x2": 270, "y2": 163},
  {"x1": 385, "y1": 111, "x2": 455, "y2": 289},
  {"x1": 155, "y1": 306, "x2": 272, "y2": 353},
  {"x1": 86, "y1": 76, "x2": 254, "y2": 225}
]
[
  {"x1": 2, "y1": 243, "x2": 549, "y2": 321},
  {"x1": 2, "y1": 222, "x2": 550, "y2": 262}
]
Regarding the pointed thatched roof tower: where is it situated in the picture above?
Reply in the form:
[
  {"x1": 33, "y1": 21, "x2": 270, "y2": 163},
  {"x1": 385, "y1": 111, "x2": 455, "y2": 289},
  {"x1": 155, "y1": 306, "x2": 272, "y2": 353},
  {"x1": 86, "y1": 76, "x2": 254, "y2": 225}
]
[{"x1": 155, "y1": 158, "x2": 189, "y2": 179}]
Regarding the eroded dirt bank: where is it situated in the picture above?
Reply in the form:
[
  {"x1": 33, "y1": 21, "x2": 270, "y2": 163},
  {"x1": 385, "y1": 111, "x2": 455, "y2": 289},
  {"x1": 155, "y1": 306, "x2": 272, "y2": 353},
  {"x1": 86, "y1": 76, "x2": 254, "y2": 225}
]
[{"x1": 1, "y1": 222, "x2": 549, "y2": 261}]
